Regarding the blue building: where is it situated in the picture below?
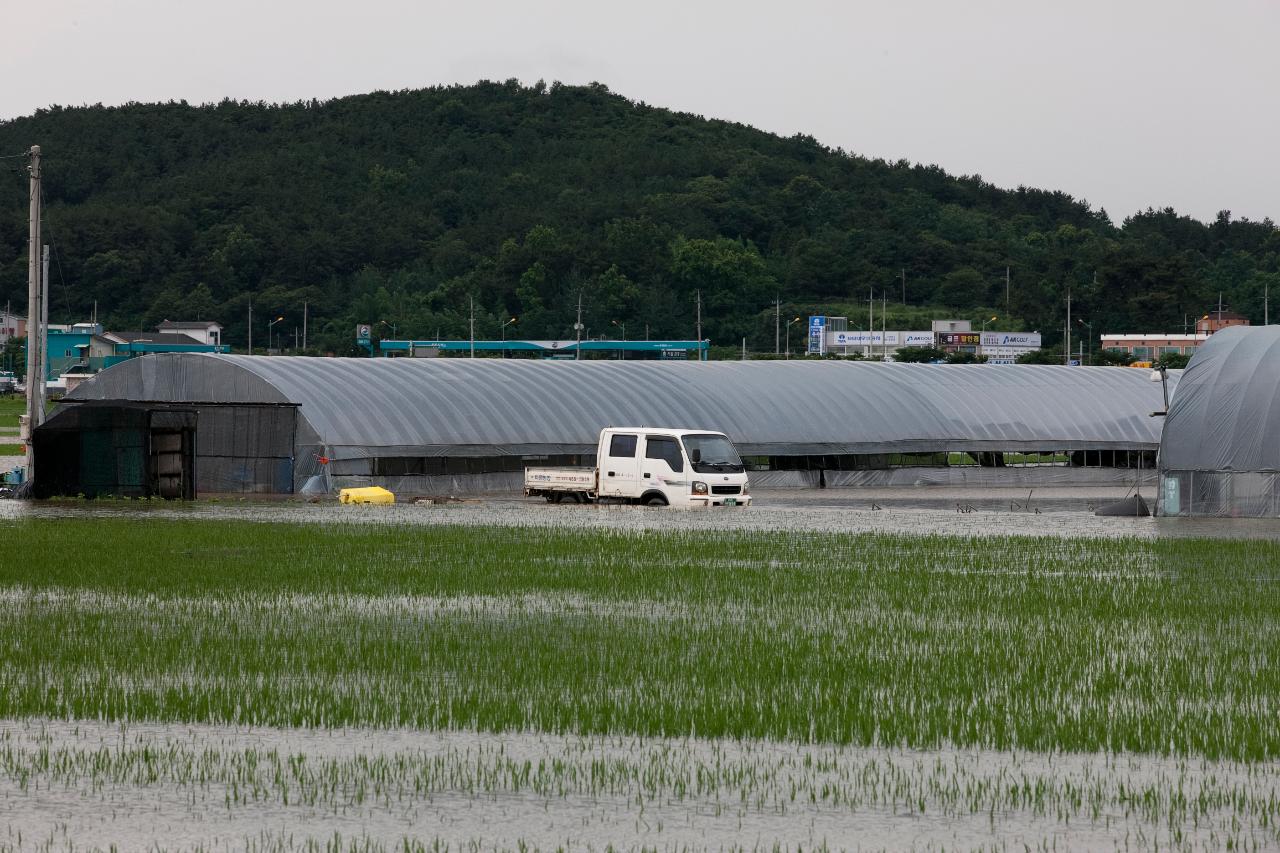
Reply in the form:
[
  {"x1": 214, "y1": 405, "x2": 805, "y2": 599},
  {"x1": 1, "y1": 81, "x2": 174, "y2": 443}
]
[{"x1": 45, "y1": 323, "x2": 228, "y2": 383}]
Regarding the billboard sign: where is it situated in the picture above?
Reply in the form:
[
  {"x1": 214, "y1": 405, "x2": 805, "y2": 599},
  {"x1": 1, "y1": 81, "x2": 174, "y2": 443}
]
[
  {"x1": 938, "y1": 332, "x2": 980, "y2": 346},
  {"x1": 808, "y1": 316, "x2": 827, "y2": 355},
  {"x1": 981, "y1": 331, "x2": 1042, "y2": 348}
]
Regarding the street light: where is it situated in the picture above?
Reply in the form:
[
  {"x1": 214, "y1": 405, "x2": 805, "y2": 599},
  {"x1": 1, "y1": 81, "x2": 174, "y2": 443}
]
[
  {"x1": 378, "y1": 319, "x2": 396, "y2": 339},
  {"x1": 1076, "y1": 318, "x2": 1093, "y2": 365},
  {"x1": 785, "y1": 316, "x2": 802, "y2": 359},
  {"x1": 611, "y1": 318, "x2": 627, "y2": 358},
  {"x1": 977, "y1": 315, "x2": 998, "y2": 360},
  {"x1": 500, "y1": 316, "x2": 518, "y2": 358},
  {"x1": 267, "y1": 316, "x2": 285, "y2": 354}
]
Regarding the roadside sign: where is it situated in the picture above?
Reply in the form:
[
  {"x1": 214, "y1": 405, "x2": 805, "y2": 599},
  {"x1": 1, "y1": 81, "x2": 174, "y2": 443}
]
[{"x1": 808, "y1": 316, "x2": 827, "y2": 355}]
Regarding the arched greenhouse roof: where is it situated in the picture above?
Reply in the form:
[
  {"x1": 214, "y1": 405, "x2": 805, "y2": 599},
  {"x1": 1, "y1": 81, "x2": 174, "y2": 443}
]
[
  {"x1": 68, "y1": 353, "x2": 1177, "y2": 459},
  {"x1": 1160, "y1": 326, "x2": 1280, "y2": 473}
]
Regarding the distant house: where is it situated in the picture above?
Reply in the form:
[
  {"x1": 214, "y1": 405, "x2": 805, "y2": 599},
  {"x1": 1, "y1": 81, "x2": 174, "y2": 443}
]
[
  {"x1": 157, "y1": 320, "x2": 223, "y2": 346},
  {"x1": 0, "y1": 309, "x2": 25, "y2": 345}
]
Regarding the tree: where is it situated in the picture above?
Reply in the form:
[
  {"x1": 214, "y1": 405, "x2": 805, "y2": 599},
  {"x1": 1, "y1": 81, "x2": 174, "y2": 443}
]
[
  {"x1": 1155, "y1": 351, "x2": 1191, "y2": 370},
  {"x1": 1099, "y1": 348, "x2": 1135, "y2": 366},
  {"x1": 945, "y1": 351, "x2": 987, "y2": 364},
  {"x1": 1016, "y1": 348, "x2": 1063, "y2": 365},
  {"x1": 894, "y1": 346, "x2": 946, "y2": 363}
]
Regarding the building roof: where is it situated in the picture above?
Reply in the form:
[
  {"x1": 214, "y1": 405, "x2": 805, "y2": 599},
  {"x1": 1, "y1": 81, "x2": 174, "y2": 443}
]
[
  {"x1": 106, "y1": 331, "x2": 204, "y2": 345},
  {"x1": 1101, "y1": 334, "x2": 1209, "y2": 341},
  {"x1": 67, "y1": 353, "x2": 1180, "y2": 459},
  {"x1": 158, "y1": 320, "x2": 223, "y2": 329},
  {"x1": 1159, "y1": 325, "x2": 1280, "y2": 473}
]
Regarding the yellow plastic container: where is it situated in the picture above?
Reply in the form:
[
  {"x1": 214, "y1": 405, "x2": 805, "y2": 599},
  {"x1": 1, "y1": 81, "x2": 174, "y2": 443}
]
[{"x1": 339, "y1": 486, "x2": 395, "y2": 505}]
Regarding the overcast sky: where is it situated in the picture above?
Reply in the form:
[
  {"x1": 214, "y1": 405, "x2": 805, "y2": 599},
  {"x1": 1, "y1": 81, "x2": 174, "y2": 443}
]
[{"x1": 4, "y1": 0, "x2": 1276, "y2": 223}]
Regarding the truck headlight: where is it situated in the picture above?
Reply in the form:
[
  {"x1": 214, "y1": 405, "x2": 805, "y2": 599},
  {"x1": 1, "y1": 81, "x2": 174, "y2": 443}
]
[{"x1": 691, "y1": 481, "x2": 708, "y2": 495}]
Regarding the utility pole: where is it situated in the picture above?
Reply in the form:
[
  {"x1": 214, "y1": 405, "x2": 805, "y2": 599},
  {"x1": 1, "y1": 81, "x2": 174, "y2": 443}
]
[
  {"x1": 695, "y1": 289, "x2": 702, "y2": 362},
  {"x1": 1266, "y1": 281, "x2": 1270, "y2": 326},
  {"x1": 24, "y1": 145, "x2": 42, "y2": 479},
  {"x1": 901, "y1": 268, "x2": 906, "y2": 305},
  {"x1": 868, "y1": 287, "x2": 874, "y2": 360},
  {"x1": 303, "y1": 300, "x2": 308, "y2": 351},
  {"x1": 37, "y1": 246, "x2": 49, "y2": 418},
  {"x1": 575, "y1": 291, "x2": 583, "y2": 360},
  {"x1": 247, "y1": 299, "x2": 253, "y2": 355},
  {"x1": 1218, "y1": 292, "x2": 1223, "y2": 328},
  {"x1": 774, "y1": 296, "x2": 780, "y2": 355},
  {"x1": 881, "y1": 290, "x2": 886, "y2": 362},
  {"x1": 1064, "y1": 285, "x2": 1071, "y2": 366},
  {"x1": 469, "y1": 295, "x2": 475, "y2": 359},
  {"x1": 1005, "y1": 266, "x2": 1011, "y2": 314}
]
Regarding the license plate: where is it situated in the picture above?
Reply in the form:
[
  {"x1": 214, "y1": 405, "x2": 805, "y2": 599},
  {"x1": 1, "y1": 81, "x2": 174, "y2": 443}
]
[{"x1": 724, "y1": 498, "x2": 737, "y2": 506}]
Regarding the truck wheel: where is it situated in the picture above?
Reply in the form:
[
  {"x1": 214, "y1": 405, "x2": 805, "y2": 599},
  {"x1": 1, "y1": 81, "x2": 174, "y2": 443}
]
[
  {"x1": 564, "y1": 492, "x2": 582, "y2": 504},
  {"x1": 544, "y1": 493, "x2": 558, "y2": 503},
  {"x1": 644, "y1": 494, "x2": 668, "y2": 507}
]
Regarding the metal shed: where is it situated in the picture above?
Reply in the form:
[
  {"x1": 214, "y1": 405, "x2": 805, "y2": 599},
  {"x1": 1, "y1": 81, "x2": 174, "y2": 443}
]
[
  {"x1": 1158, "y1": 326, "x2": 1280, "y2": 517},
  {"x1": 57, "y1": 353, "x2": 1176, "y2": 495}
]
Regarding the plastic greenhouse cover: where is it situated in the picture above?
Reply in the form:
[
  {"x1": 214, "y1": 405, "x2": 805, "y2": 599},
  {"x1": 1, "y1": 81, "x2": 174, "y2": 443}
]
[
  {"x1": 1159, "y1": 326, "x2": 1280, "y2": 474},
  {"x1": 68, "y1": 353, "x2": 1180, "y2": 459}
]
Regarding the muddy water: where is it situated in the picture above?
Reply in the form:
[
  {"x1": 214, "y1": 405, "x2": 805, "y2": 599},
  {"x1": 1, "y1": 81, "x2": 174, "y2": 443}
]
[
  {"x1": 2, "y1": 487, "x2": 1279, "y2": 541},
  {"x1": 3, "y1": 718, "x2": 1276, "y2": 851}
]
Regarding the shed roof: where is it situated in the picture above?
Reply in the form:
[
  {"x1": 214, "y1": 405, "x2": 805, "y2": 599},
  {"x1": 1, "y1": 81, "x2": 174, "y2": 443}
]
[
  {"x1": 1159, "y1": 325, "x2": 1280, "y2": 473},
  {"x1": 67, "y1": 353, "x2": 1177, "y2": 459}
]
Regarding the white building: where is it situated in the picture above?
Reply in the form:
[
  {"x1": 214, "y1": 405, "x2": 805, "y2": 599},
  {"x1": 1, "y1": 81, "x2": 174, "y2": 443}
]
[{"x1": 157, "y1": 320, "x2": 223, "y2": 346}]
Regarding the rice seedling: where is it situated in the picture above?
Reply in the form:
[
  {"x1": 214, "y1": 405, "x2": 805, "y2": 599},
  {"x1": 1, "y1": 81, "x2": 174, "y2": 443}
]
[{"x1": 1, "y1": 718, "x2": 1278, "y2": 851}]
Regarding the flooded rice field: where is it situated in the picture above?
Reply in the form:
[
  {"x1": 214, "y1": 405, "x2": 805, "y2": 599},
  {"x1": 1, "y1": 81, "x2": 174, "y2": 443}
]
[
  {"x1": 3, "y1": 486, "x2": 1278, "y2": 540},
  {"x1": 4, "y1": 718, "x2": 1279, "y2": 852},
  {"x1": 2, "y1": 497, "x2": 1279, "y2": 849}
]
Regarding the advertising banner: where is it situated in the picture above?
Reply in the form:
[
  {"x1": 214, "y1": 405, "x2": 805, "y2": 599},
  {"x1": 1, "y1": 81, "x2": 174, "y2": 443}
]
[
  {"x1": 827, "y1": 331, "x2": 937, "y2": 349},
  {"x1": 982, "y1": 347, "x2": 1038, "y2": 358},
  {"x1": 981, "y1": 331, "x2": 1042, "y2": 348},
  {"x1": 938, "y1": 332, "x2": 980, "y2": 346}
]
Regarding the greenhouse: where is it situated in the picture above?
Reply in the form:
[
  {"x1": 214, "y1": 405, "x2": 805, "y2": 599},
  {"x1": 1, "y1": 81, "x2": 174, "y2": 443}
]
[
  {"x1": 44, "y1": 352, "x2": 1176, "y2": 497},
  {"x1": 1158, "y1": 326, "x2": 1280, "y2": 517}
]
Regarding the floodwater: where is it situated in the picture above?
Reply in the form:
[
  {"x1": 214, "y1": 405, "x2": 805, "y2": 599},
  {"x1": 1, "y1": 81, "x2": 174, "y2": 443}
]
[
  {"x1": 2, "y1": 487, "x2": 1279, "y2": 541},
  {"x1": 3, "y1": 718, "x2": 1276, "y2": 851}
]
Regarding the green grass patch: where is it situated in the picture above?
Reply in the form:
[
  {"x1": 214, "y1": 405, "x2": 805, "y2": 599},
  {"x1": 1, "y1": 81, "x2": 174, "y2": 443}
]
[
  {"x1": 0, "y1": 518, "x2": 1277, "y2": 761},
  {"x1": 0, "y1": 396, "x2": 23, "y2": 429}
]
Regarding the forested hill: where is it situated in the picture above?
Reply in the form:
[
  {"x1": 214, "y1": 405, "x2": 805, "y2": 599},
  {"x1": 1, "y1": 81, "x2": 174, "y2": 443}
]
[{"x1": 1, "y1": 80, "x2": 1277, "y2": 354}]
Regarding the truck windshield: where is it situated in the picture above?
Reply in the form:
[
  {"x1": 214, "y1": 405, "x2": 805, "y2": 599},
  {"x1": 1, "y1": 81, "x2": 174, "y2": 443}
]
[{"x1": 682, "y1": 434, "x2": 744, "y2": 474}]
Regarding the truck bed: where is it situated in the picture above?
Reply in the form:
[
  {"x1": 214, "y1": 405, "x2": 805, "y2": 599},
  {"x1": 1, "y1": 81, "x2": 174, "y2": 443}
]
[{"x1": 524, "y1": 466, "x2": 596, "y2": 493}]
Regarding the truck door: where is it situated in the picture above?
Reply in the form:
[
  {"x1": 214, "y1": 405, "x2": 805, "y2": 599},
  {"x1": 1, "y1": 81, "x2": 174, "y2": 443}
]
[
  {"x1": 600, "y1": 432, "x2": 641, "y2": 497},
  {"x1": 643, "y1": 435, "x2": 685, "y2": 499}
]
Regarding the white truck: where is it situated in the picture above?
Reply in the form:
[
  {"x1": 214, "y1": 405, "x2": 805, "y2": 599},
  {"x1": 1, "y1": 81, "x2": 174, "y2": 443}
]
[{"x1": 524, "y1": 427, "x2": 752, "y2": 507}]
